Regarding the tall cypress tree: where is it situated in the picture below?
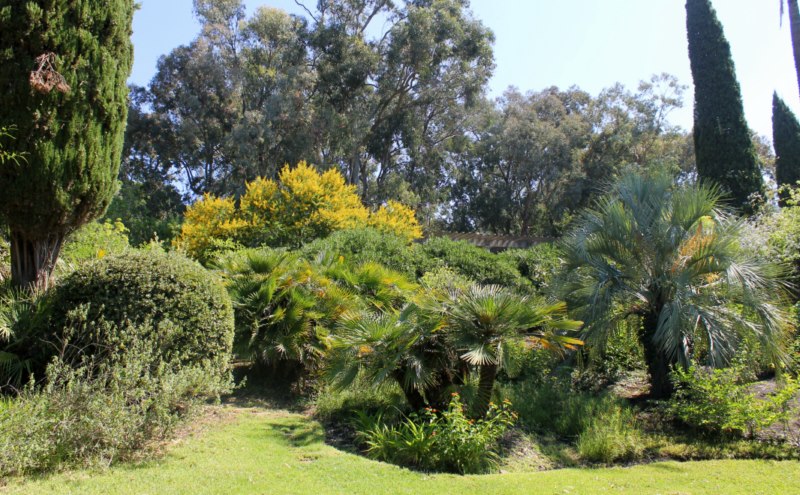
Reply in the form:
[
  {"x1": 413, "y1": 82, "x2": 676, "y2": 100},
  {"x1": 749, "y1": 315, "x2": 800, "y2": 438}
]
[
  {"x1": 0, "y1": 1, "x2": 134, "y2": 289},
  {"x1": 686, "y1": 0, "x2": 765, "y2": 211},
  {"x1": 773, "y1": 92, "x2": 800, "y2": 204}
]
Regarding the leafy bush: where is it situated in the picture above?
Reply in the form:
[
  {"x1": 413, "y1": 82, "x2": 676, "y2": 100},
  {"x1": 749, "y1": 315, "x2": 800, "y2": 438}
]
[
  {"x1": 0, "y1": 337, "x2": 229, "y2": 477},
  {"x1": 60, "y1": 219, "x2": 130, "y2": 267},
  {"x1": 667, "y1": 365, "x2": 799, "y2": 438},
  {"x1": 354, "y1": 393, "x2": 515, "y2": 474},
  {"x1": 44, "y1": 250, "x2": 234, "y2": 382},
  {"x1": 300, "y1": 228, "x2": 428, "y2": 278},
  {"x1": 576, "y1": 405, "x2": 643, "y2": 463},
  {"x1": 419, "y1": 237, "x2": 527, "y2": 289},
  {"x1": 498, "y1": 243, "x2": 562, "y2": 292}
]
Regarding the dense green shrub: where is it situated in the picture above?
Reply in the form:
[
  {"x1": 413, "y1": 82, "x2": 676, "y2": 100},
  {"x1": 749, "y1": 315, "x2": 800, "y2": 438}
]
[
  {"x1": 419, "y1": 237, "x2": 526, "y2": 289},
  {"x1": 0, "y1": 337, "x2": 229, "y2": 477},
  {"x1": 300, "y1": 228, "x2": 428, "y2": 278},
  {"x1": 668, "y1": 366, "x2": 799, "y2": 438},
  {"x1": 498, "y1": 243, "x2": 562, "y2": 292},
  {"x1": 45, "y1": 250, "x2": 234, "y2": 381},
  {"x1": 353, "y1": 393, "x2": 515, "y2": 474}
]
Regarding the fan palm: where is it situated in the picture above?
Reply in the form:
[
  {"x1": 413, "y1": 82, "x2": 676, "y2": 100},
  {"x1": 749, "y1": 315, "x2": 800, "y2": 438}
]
[
  {"x1": 327, "y1": 300, "x2": 458, "y2": 411},
  {"x1": 217, "y1": 249, "x2": 356, "y2": 377},
  {"x1": 560, "y1": 172, "x2": 792, "y2": 398},
  {"x1": 445, "y1": 284, "x2": 582, "y2": 417}
]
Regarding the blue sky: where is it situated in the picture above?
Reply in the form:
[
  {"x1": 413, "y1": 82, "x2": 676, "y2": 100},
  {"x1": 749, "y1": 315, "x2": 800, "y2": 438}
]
[{"x1": 130, "y1": 0, "x2": 798, "y2": 138}]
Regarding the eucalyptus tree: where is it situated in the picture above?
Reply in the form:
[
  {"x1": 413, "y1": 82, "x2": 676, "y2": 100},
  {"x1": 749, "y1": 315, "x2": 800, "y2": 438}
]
[
  {"x1": 449, "y1": 75, "x2": 691, "y2": 236},
  {"x1": 560, "y1": 172, "x2": 791, "y2": 399}
]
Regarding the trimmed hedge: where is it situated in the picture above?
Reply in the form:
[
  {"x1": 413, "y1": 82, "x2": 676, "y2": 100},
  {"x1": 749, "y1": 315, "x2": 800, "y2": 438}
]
[{"x1": 46, "y1": 250, "x2": 234, "y2": 379}]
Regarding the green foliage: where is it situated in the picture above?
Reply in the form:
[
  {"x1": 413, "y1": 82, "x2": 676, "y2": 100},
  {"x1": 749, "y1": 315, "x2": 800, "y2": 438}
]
[
  {"x1": 686, "y1": 0, "x2": 765, "y2": 211},
  {"x1": 45, "y1": 250, "x2": 234, "y2": 382},
  {"x1": 498, "y1": 243, "x2": 563, "y2": 293},
  {"x1": 561, "y1": 172, "x2": 791, "y2": 398},
  {"x1": 301, "y1": 228, "x2": 430, "y2": 278},
  {"x1": 449, "y1": 76, "x2": 693, "y2": 236},
  {"x1": 500, "y1": 378, "x2": 632, "y2": 439},
  {"x1": 419, "y1": 237, "x2": 526, "y2": 289},
  {"x1": 773, "y1": 93, "x2": 800, "y2": 203},
  {"x1": 217, "y1": 248, "x2": 353, "y2": 378},
  {"x1": 60, "y1": 220, "x2": 130, "y2": 267},
  {"x1": 0, "y1": 0, "x2": 134, "y2": 286},
  {"x1": 0, "y1": 288, "x2": 48, "y2": 389},
  {"x1": 668, "y1": 366, "x2": 799, "y2": 438},
  {"x1": 312, "y1": 377, "x2": 407, "y2": 423},
  {"x1": 103, "y1": 180, "x2": 183, "y2": 246},
  {"x1": 353, "y1": 393, "x2": 515, "y2": 474},
  {"x1": 576, "y1": 405, "x2": 643, "y2": 464},
  {"x1": 0, "y1": 339, "x2": 229, "y2": 477},
  {"x1": 571, "y1": 318, "x2": 646, "y2": 392}
]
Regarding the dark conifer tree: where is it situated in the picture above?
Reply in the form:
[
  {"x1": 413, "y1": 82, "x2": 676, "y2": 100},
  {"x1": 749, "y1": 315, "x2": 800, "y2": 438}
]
[
  {"x1": 0, "y1": 0, "x2": 134, "y2": 289},
  {"x1": 773, "y1": 92, "x2": 800, "y2": 204},
  {"x1": 686, "y1": 0, "x2": 765, "y2": 212}
]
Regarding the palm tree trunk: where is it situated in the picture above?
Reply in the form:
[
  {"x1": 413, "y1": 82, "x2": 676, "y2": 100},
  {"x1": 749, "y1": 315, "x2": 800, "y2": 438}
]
[
  {"x1": 640, "y1": 311, "x2": 674, "y2": 399},
  {"x1": 473, "y1": 363, "x2": 498, "y2": 418},
  {"x1": 789, "y1": 0, "x2": 800, "y2": 98}
]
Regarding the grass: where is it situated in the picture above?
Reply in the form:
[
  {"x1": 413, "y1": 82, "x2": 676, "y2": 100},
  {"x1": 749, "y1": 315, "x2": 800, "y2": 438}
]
[{"x1": 3, "y1": 406, "x2": 800, "y2": 495}]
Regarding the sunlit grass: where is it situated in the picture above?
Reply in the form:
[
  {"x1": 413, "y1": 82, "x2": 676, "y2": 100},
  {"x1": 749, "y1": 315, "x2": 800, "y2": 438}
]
[{"x1": 3, "y1": 407, "x2": 800, "y2": 495}]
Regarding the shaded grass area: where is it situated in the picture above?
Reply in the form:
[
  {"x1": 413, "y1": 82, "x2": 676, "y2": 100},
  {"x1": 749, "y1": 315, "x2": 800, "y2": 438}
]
[{"x1": 4, "y1": 407, "x2": 800, "y2": 495}]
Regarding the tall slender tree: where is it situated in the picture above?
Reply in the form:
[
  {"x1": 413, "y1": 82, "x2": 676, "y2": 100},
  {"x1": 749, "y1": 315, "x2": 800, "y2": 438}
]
[
  {"x1": 686, "y1": 0, "x2": 765, "y2": 212},
  {"x1": 0, "y1": 0, "x2": 134, "y2": 289},
  {"x1": 773, "y1": 92, "x2": 800, "y2": 203},
  {"x1": 781, "y1": 0, "x2": 800, "y2": 98}
]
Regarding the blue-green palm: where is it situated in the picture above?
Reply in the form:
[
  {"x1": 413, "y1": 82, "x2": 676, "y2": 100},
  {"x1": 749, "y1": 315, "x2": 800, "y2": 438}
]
[{"x1": 560, "y1": 172, "x2": 792, "y2": 398}]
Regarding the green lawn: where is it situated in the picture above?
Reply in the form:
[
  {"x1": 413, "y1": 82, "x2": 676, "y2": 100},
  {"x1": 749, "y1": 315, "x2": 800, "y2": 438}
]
[{"x1": 4, "y1": 407, "x2": 800, "y2": 495}]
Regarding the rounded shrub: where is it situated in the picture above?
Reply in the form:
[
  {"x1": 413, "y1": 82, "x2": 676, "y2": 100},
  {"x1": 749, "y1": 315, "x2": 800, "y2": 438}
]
[{"x1": 46, "y1": 250, "x2": 234, "y2": 379}]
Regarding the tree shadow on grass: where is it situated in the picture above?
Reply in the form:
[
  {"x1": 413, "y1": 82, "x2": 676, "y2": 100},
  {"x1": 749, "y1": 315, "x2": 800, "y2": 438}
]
[{"x1": 264, "y1": 417, "x2": 326, "y2": 448}]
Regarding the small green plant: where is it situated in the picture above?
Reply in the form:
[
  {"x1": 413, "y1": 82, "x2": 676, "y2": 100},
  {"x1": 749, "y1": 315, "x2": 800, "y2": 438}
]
[
  {"x1": 354, "y1": 393, "x2": 516, "y2": 474},
  {"x1": 576, "y1": 405, "x2": 643, "y2": 463},
  {"x1": 668, "y1": 365, "x2": 799, "y2": 438},
  {"x1": 60, "y1": 219, "x2": 130, "y2": 267}
]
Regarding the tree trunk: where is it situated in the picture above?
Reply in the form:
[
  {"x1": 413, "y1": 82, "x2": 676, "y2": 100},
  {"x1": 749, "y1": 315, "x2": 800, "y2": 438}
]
[
  {"x1": 790, "y1": 0, "x2": 800, "y2": 98},
  {"x1": 9, "y1": 230, "x2": 64, "y2": 291},
  {"x1": 473, "y1": 363, "x2": 498, "y2": 418},
  {"x1": 640, "y1": 311, "x2": 674, "y2": 400}
]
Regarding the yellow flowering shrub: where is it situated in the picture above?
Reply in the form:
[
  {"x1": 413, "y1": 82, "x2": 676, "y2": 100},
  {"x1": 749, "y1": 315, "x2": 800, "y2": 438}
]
[
  {"x1": 175, "y1": 163, "x2": 422, "y2": 260},
  {"x1": 278, "y1": 162, "x2": 369, "y2": 242},
  {"x1": 175, "y1": 194, "x2": 249, "y2": 261},
  {"x1": 368, "y1": 200, "x2": 423, "y2": 242}
]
